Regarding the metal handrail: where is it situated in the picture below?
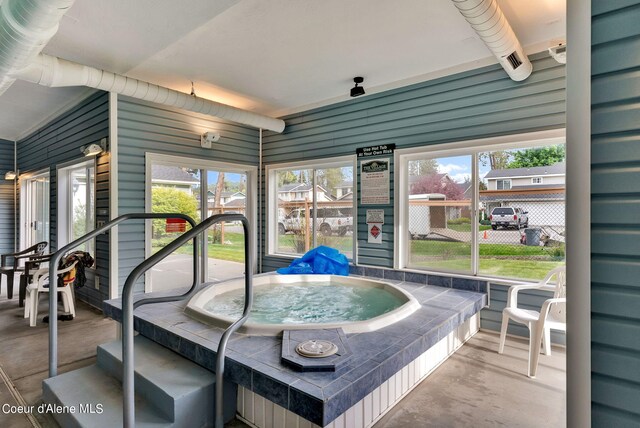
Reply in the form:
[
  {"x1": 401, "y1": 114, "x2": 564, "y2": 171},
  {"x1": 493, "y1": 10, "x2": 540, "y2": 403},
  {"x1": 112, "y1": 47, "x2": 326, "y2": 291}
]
[
  {"x1": 120, "y1": 213, "x2": 252, "y2": 428},
  {"x1": 47, "y1": 213, "x2": 198, "y2": 378}
]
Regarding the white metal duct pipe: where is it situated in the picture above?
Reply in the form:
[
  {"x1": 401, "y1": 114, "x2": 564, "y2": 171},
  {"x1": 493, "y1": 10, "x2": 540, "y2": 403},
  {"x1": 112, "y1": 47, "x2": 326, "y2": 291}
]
[
  {"x1": 17, "y1": 53, "x2": 286, "y2": 133},
  {"x1": 0, "y1": 0, "x2": 76, "y2": 95},
  {"x1": 451, "y1": 0, "x2": 532, "y2": 81}
]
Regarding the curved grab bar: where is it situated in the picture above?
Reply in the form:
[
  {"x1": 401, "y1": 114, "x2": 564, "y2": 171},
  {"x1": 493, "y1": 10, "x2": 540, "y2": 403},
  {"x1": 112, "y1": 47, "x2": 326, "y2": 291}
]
[
  {"x1": 121, "y1": 213, "x2": 252, "y2": 428},
  {"x1": 47, "y1": 213, "x2": 198, "y2": 378}
]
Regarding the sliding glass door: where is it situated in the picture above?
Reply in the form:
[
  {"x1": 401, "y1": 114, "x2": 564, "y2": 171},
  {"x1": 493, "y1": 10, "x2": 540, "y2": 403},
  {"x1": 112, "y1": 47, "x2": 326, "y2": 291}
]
[
  {"x1": 21, "y1": 170, "x2": 50, "y2": 249},
  {"x1": 146, "y1": 154, "x2": 254, "y2": 292}
]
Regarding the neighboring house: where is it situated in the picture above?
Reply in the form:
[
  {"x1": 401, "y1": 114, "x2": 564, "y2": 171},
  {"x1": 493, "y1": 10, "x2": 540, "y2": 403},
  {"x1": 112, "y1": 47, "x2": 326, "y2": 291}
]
[
  {"x1": 220, "y1": 191, "x2": 245, "y2": 205},
  {"x1": 207, "y1": 190, "x2": 245, "y2": 206},
  {"x1": 335, "y1": 181, "x2": 353, "y2": 199},
  {"x1": 205, "y1": 191, "x2": 246, "y2": 216},
  {"x1": 151, "y1": 165, "x2": 199, "y2": 195},
  {"x1": 277, "y1": 183, "x2": 334, "y2": 202},
  {"x1": 337, "y1": 191, "x2": 353, "y2": 201},
  {"x1": 207, "y1": 196, "x2": 246, "y2": 216},
  {"x1": 481, "y1": 162, "x2": 565, "y2": 227},
  {"x1": 484, "y1": 162, "x2": 565, "y2": 190}
]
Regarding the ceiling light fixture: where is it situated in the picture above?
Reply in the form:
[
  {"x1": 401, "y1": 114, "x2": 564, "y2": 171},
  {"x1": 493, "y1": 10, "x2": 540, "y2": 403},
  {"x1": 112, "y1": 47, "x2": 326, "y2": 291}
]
[
  {"x1": 4, "y1": 171, "x2": 17, "y2": 180},
  {"x1": 350, "y1": 77, "x2": 365, "y2": 97},
  {"x1": 81, "y1": 139, "x2": 106, "y2": 157}
]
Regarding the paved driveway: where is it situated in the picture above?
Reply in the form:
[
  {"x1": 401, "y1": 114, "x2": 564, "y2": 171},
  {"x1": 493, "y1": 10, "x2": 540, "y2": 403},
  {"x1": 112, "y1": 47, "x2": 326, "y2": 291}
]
[{"x1": 149, "y1": 254, "x2": 245, "y2": 293}]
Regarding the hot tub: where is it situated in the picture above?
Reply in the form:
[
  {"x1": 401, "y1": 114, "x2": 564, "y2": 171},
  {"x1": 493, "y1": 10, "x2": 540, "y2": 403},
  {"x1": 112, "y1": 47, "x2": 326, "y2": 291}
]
[{"x1": 185, "y1": 274, "x2": 420, "y2": 334}]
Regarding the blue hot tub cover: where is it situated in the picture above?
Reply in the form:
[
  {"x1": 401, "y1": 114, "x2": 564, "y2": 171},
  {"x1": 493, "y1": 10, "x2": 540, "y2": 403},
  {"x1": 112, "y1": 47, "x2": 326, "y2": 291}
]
[{"x1": 276, "y1": 245, "x2": 349, "y2": 276}]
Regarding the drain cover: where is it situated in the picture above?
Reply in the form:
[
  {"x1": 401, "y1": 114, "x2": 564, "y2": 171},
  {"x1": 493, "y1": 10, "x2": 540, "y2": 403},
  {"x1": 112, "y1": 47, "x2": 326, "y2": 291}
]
[{"x1": 295, "y1": 340, "x2": 338, "y2": 358}]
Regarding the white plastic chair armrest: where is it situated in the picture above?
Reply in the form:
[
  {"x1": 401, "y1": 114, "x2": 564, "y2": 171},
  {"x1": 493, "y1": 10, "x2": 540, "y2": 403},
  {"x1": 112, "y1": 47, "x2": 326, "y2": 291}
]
[
  {"x1": 32, "y1": 267, "x2": 50, "y2": 286},
  {"x1": 539, "y1": 297, "x2": 567, "y2": 322},
  {"x1": 33, "y1": 262, "x2": 78, "y2": 288},
  {"x1": 506, "y1": 282, "x2": 559, "y2": 308}
]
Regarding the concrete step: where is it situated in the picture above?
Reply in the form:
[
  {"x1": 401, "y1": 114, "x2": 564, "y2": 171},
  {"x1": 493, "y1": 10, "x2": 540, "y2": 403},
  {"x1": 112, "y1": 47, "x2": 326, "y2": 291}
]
[
  {"x1": 96, "y1": 335, "x2": 235, "y2": 426},
  {"x1": 42, "y1": 364, "x2": 173, "y2": 428}
]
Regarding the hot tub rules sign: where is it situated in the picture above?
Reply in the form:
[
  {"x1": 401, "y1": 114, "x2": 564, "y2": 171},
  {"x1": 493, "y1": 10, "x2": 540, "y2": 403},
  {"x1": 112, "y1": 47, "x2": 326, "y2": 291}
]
[
  {"x1": 358, "y1": 144, "x2": 394, "y2": 206},
  {"x1": 358, "y1": 144, "x2": 394, "y2": 244}
]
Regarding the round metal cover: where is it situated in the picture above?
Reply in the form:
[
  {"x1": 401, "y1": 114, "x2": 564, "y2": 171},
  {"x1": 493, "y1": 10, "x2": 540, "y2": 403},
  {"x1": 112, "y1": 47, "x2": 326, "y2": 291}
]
[{"x1": 295, "y1": 340, "x2": 338, "y2": 358}]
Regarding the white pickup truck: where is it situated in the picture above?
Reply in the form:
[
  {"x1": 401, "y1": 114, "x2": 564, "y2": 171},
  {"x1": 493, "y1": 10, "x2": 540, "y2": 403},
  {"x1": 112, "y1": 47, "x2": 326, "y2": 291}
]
[
  {"x1": 490, "y1": 207, "x2": 529, "y2": 230},
  {"x1": 279, "y1": 208, "x2": 353, "y2": 236}
]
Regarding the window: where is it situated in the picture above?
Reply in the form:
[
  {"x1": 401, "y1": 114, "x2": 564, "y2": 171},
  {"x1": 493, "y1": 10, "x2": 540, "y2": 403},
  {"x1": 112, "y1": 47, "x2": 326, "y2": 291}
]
[
  {"x1": 532, "y1": 177, "x2": 543, "y2": 184},
  {"x1": 405, "y1": 155, "x2": 473, "y2": 273},
  {"x1": 58, "y1": 160, "x2": 95, "y2": 255},
  {"x1": 145, "y1": 154, "x2": 256, "y2": 292},
  {"x1": 397, "y1": 134, "x2": 565, "y2": 281},
  {"x1": 497, "y1": 179, "x2": 511, "y2": 190},
  {"x1": 268, "y1": 156, "x2": 356, "y2": 259}
]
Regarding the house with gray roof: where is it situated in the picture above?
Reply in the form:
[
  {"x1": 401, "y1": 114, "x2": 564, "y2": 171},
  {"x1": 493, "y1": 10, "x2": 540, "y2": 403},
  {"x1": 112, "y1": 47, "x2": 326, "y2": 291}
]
[
  {"x1": 277, "y1": 183, "x2": 333, "y2": 202},
  {"x1": 151, "y1": 165, "x2": 199, "y2": 195},
  {"x1": 481, "y1": 162, "x2": 565, "y2": 227},
  {"x1": 484, "y1": 162, "x2": 565, "y2": 190}
]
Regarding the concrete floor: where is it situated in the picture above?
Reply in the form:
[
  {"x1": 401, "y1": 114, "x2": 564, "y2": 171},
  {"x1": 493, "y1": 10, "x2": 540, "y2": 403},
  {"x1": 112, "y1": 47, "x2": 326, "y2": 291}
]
[
  {"x1": 0, "y1": 287, "x2": 565, "y2": 428},
  {"x1": 373, "y1": 330, "x2": 566, "y2": 428},
  {"x1": 0, "y1": 289, "x2": 118, "y2": 428}
]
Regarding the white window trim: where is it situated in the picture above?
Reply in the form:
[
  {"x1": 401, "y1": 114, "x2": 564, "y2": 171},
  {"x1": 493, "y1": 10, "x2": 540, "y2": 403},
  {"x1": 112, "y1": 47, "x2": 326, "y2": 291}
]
[
  {"x1": 497, "y1": 179, "x2": 512, "y2": 190},
  {"x1": 394, "y1": 128, "x2": 566, "y2": 277},
  {"x1": 57, "y1": 158, "x2": 96, "y2": 263},
  {"x1": 144, "y1": 152, "x2": 258, "y2": 292},
  {"x1": 266, "y1": 155, "x2": 358, "y2": 260}
]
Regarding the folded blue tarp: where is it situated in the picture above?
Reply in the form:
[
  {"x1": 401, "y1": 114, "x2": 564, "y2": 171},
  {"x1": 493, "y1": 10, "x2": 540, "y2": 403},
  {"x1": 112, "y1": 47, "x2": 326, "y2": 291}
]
[{"x1": 276, "y1": 245, "x2": 349, "y2": 276}]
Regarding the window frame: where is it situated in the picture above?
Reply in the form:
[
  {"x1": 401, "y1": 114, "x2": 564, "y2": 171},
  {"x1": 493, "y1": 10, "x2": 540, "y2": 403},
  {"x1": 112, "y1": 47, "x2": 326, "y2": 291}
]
[
  {"x1": 57, "y1": 158, "x2": 97, "y2": 262},
  {"x1": 394, "y1": 129, "x2": 565, "y2": 280},
  {"x1": 497, "y1": 179, "x2": 512, "y2": 190},
  {"x1": 144, "y1": 152, "x2": 258, "y2": 291},
  {"x1": 266, "y1": 155, "x2": 357, "y2": 260}
]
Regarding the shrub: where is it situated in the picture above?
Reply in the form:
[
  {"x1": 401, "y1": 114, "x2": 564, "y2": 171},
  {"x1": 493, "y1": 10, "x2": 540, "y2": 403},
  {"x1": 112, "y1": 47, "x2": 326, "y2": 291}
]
[
  {"x1": 151, "y1": 187, "x2": 199, "y2": 239},
  {"x1": 479, "y1": 219, "x2": 492, "y2": 225}
]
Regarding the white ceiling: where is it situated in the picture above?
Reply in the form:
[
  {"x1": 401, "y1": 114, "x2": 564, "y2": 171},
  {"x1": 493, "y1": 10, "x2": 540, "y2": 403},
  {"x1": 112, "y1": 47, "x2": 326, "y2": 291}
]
[{"x1": 0, "y1": 0, "x2": 565, "y2": 141}]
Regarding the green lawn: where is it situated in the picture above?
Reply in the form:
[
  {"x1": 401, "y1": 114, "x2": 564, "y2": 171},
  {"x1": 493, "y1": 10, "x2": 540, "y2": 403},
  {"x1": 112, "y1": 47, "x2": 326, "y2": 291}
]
[
  {"x1": 153, "y1": 230, "x2": 564, "y2": 281},
  {"x1": 448, "y1": 223, "x2": 492, "y2": 232},
  {"x1": 409, "y1": 240, "x2": 565, "y2": 280},
  {"x1": 152, "y1": 231, "x2": 247, "y2": 263},
  {"x1": 276, "y1": 233, "x2": 353, "y2": 256},
  {"x1": 408, "y1": 257, "x2": 564, "y2": 280}
]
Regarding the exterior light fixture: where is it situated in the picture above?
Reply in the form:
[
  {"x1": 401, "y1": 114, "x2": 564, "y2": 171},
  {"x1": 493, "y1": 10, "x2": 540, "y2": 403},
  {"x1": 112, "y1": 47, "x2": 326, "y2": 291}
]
[
  {"x1": 4, "y1": 171, "x2": 16, "y2": 180},
  {"x1": 350, "y1": 77, "x2": 365, "y2": 97},
  {"x1": 81, "y1": 138, "x2": 106, "y2": 157},
  {"x1": 200, "y1": 131, "x2": 221, "y2": 148}
]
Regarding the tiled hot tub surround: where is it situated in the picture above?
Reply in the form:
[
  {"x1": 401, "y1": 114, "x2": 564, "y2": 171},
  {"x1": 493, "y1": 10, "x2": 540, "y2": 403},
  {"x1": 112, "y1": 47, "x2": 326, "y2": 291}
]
[{"x1": 103, "y1": 272, "x2": 487, "y2": 427}]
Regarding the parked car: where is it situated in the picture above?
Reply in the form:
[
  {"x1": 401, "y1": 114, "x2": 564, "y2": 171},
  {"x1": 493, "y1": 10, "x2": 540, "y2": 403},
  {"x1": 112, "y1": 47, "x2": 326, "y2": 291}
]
[
  {"x1": 490, "y1": 207, "x2": 529, "y2": 230},
  {"x1": 279, "y1": 208, "x2": 353, "y2": 236}
]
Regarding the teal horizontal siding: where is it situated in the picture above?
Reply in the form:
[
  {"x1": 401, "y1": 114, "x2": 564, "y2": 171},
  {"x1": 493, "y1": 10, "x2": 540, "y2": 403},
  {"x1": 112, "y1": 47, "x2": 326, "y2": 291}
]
[
  {"x1": 17, "y1": 92, "x2": 110, "y2": 307},
  {"x1": 262, "y1": 51, "x2": 565, "y2": 270},
  {"x1": 481, "y1": 283, "x2": 565, "y2": 345},
  {"x1": 117, "y1": 96, "x2": 258, "y2": 293},
  {"x1": 591, "y1": 1, "x2": 640, "y2": 423},
  {"x1": 0, "y1": 140, "x2": 15, "y2": 255}
]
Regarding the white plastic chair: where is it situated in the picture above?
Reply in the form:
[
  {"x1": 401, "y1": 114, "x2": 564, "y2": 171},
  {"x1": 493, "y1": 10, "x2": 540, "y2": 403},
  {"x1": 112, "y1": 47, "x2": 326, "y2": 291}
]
[
  {"x1": 24, "y1": 261, "x2": 77, "y2": 327},
  {"x1": 498, "y1": 266, "x2": 566, "y2": 378}
]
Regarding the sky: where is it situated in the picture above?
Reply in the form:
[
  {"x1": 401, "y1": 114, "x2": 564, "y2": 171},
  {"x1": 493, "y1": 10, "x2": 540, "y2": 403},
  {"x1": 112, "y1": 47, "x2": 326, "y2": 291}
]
[
  {"x1": 435, "y1": 155, "x2": 491, "y2": 184},
  {"x1": 207, "y1": 171, "x2": 245, "y2": 185}
]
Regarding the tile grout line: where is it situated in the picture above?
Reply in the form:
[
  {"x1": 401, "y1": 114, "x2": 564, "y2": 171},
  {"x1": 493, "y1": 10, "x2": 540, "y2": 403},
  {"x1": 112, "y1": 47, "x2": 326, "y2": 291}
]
[{"x1": 0, "y1": 362, "x2": 42, "y2": 428}]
